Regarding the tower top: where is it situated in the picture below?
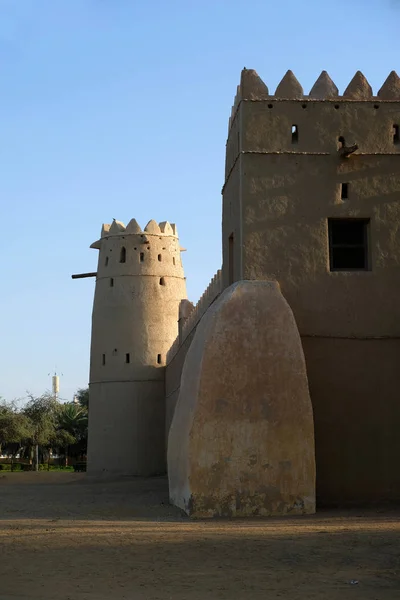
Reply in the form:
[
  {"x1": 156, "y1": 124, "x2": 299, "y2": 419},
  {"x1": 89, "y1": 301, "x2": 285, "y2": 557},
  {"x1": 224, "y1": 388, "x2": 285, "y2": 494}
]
[
  {"x1": 228, "y1": 68, "x2": 400, "y2": 131},
  {"x1": 90, "y1": 219, "x2": 179, "y2": 249}
]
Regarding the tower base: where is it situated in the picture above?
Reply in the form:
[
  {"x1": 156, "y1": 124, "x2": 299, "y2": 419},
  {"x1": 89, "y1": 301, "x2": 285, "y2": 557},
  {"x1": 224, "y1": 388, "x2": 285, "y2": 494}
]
[{"x1": 87, "y1": 381, "x2": 166, "y2": 477}]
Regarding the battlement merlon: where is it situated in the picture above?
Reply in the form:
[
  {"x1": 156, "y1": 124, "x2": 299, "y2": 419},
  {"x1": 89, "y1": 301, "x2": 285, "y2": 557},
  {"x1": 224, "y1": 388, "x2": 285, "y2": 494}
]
[
  {"x1": 228, "y1": 69, "x2": 400, "y2": 131},
  {"x1": 90, "y1": 219, "x2": 180, "y2": 250}
]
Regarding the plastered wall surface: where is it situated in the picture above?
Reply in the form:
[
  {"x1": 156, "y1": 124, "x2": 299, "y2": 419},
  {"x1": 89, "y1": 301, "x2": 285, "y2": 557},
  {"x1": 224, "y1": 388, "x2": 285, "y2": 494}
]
[
  {"x1": 165, "y1": 328, "x2": 195, "y2": 440},
  {"x1": 168, "y1": 281, "x2": 316, "y2": 518},
  {"x1": 87, "y1": 381, "x2": 165, "y2": 476},
  {"x1": 303, "y1": 337, "x2": 400, "y2": 505}
]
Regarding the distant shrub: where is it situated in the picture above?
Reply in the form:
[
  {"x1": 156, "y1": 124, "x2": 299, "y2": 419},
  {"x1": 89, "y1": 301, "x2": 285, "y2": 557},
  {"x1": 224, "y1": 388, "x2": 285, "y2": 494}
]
[{"x1": 0, "y1": 463, "x2": 23, "y2": 471}]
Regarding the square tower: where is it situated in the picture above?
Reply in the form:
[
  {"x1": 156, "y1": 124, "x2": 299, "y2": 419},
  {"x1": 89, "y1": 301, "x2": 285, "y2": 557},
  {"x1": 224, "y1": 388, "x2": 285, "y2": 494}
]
[{"x1": 222, "y1": 68, "x2": 400, "y2": 505}]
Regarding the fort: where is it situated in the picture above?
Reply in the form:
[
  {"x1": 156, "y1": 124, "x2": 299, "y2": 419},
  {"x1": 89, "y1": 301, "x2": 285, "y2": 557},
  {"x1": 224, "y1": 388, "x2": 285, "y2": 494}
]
[{"x1": 76, "y1": 68, "x2": 400, "y2": 517}]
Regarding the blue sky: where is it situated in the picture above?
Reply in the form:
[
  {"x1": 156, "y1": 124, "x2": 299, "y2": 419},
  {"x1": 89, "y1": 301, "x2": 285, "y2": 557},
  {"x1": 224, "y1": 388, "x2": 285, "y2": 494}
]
[{"x1": 0, "y1": 0, "x2": 398, "y2": 402}]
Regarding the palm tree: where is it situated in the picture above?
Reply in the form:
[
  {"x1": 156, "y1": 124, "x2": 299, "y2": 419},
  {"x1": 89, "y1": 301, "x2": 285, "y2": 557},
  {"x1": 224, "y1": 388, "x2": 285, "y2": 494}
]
[{"x1": 56, "y1": 403, "x2": 88, "y2": 465}]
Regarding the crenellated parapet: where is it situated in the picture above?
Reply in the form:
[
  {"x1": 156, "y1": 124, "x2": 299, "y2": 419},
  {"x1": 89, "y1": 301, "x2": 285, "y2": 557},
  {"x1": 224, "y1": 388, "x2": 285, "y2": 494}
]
[
  {"x1": 94, "y1": 219, "x2": 178, "y2": 244},
  {"x1": 90, "y1": 218, "x2": 184, "y2": 280},
  {"x1": 228, "y1": 68, "x2": 400, "y2": 132}
]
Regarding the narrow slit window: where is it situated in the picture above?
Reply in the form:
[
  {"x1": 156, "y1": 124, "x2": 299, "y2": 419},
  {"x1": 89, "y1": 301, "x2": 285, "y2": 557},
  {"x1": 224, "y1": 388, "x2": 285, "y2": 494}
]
[
  {"x1": 328, "y1": 218, "x2": 370, "y2": 271},
  {"x1": 157, "y1": 354, "x2": 162, "y2": 364},
  {"x1": 341, "y1": 183, "x2": 349, "y2": 200},
  {"x1": 291, "y1": 125, "x2": 298, "y2": 144},
  {"x1": 120, "y1": 246, "x2": 126, "y2": 263},
  {"x1": 393, "y1": 125, "x2": 399, "y2": 145},
  {"x1": 158, "y1": 254, "x2": 162, "y2": 261},
  {"x1": 159, "y1": 277, "x2": 166, "y2": 286},
  {"x1": 338, "y1": 136, "x2": 345, "y2": 148},
  {"x1": 173, "y1": 257, "x2": 176, "y2": 265},
  {"x1": 110, "y1": 278, "x2": 114, "y2": 287},
  {"x1": 140, "y1": 252, "x2": 144, "y2": 262},
  {"x1": 102, "y1": 354, "x2": 106, "y2": 366},
  {"x1": 125, "y1": 353, "x2": 130, "y2": 364},
  {"x1": 105, "y1": 256, "x2": 109, "y2": 266}
]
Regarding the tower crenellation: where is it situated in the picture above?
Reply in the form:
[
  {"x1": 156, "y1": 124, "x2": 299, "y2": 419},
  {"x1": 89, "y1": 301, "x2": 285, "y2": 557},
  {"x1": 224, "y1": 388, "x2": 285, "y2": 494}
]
[{"x1": 93, "y1": 219, "x2": 183, "y2": 281}]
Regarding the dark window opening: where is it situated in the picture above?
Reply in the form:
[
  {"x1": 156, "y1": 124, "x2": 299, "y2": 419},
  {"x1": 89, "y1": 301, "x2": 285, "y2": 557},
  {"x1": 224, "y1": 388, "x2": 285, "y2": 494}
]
[
  {"x1": 338, "y1": 136, "x2": 345, "y2": 148},
  {"x1": 125, "y1": 353, "x2": 130, "y2": 364},
  {"x1": 328, "y1": 218, "x2": 370, "y2": 271},
  {"x1": 291, "y1": 125, "x2": 298, "y2": 144},
  {"x1": 140, "y1": 252, "x2": 144, "y2": 262},
  {"x1": 158, "y1": 254, "x2": 162, "y2": 261},
  {"x1": 228, "y1": 234, "x2": 234, "y2": 285},
  {"x1": 393, "y1": 125, "x2": 399, "y2": 145},
  {"x1": 110, "y1": 278, "x2": 114, "y2": 287},
  {"x1": 160, "y1": 277, "x2": 166, "y2": 286},
  {"x1": 120, "y1": 246, "x2": 126, "y2": 263},
  {"x1": 173, "y1": 257, "x2": 176, "y2": 265},
  {"x1": 102, "y1": 354, "x2": 106, "y2": 366},
  {"x1": 157, "y1": 354, "x2": 162, "y2": 364},
  {"x1": 341, "y1": 183, "x2": 349, "y2": 200},
  {"x1": 105, "y1": 256, "x2": 109, "y2": 266}
]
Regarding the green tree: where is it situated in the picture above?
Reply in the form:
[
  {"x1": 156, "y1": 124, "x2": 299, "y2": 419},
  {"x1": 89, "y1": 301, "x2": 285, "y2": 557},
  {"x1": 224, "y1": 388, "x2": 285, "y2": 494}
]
[
  {"x1": 57, "y1": 402, "x2": 88, "y2": 464},
  {"x1": 75, "y1": 387, "x2": 89, "y2": 411},
  {"x1": 23, "y1": 393, "x2": 60, "y2": 471},
  {"x1": 0, "y1": 400, "x2": 33, "y2": 468}
]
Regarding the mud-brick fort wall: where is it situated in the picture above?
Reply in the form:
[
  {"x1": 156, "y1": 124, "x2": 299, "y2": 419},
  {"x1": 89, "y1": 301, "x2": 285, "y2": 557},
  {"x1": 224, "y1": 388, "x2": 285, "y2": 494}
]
[
  {"x1": 165, "y1": 271, "x2": 222, "y2": 438},
  {"x1": 222, "y1": 68, "x2": 400, "y2": 505}
]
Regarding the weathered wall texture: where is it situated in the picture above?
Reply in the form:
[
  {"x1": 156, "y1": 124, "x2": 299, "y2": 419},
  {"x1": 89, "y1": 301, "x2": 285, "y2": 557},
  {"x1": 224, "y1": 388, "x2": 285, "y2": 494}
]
[
  {"x1": 168, "y1": 281, "x2": 316, "y2": 518},
  {"x1": 222, "y1": 68, "x2": 400, "y2": 504},
  {"x1": 165, "y1": 271, "x2": 222, "y2": 439},
  {"x1": 303, "y1": 337, "x2": 400, "y2": 505},
  {"x1": 87, "y1": 219, "x2": 187, "y2": 476},
  {"x1": 165, "y1": 328, "x2": 195, "y2": 443}
]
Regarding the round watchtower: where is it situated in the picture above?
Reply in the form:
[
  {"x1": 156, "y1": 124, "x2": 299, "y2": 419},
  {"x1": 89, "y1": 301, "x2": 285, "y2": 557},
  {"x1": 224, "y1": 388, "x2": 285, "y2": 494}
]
[{"x1": 87, "y1": 218, "x2": 187, "y2": 476}]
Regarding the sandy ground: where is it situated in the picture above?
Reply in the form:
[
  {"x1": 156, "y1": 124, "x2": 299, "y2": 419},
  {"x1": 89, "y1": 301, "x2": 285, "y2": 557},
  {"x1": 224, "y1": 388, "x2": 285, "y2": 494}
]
[{"x1": 0, "y1": 473, "x2": 399, "y2": 600}]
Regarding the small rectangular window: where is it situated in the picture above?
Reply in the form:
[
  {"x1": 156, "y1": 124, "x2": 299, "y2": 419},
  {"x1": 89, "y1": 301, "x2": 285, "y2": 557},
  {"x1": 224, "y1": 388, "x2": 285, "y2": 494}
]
[
  {"x1": 157, "y1": 354, "x2": 162, "y2": 364},
  {"x1": 341, "y1": 183, "x2": 349, "y2": 200},
  {"x1": 102, "y1": 354, "x2": 106, "y2": 366},
  {"x1": 328, "y1": 218, "x2": 370, "y2": 271},
  {"x1": 125, "y1": 353, "x2": 130, "y2": 364},
  {"x1": 140, "y1": 252, "x2": 144, "y2": 262},
  {"x1": 110, "y1": 278, "x2": 114, "y2": 287},
  {"x1": 394, "y1": 125, "x2": 399, "y2": 145},
  {"x1": 291, "y1": 125, "x2": 298, "y2": 144}
]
